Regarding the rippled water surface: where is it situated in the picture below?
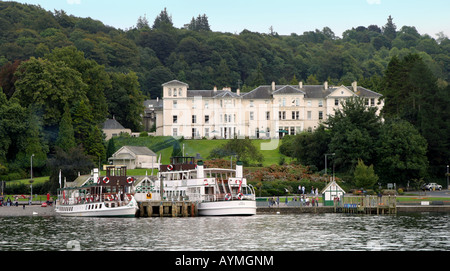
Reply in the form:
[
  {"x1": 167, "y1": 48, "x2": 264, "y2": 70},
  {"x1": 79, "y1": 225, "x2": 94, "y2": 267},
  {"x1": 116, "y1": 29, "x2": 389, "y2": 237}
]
[{"x1": 0, "y1": 213, "x2": 448, "y2": 251}]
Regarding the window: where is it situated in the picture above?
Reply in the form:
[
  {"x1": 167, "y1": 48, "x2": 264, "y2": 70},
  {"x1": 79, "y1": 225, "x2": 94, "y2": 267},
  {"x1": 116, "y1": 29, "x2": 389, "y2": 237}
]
[
  {"x1": 173, "y1": 128, "x2": 177, "y2": 137},
  {"x1": 173, "y1": 115, "x2": 177, "y2": 123},
  {"x1": 292, "y1": 111, "x2": 295, "y2": 120},
  {"x1": 307, "y1": 101, "x2": 311, "y2": 107},
  {"x1": 335, "y1": 99, "x2": 339, "y2": 106},
  {"x1": 192, "y1": 115, "x2": 196, "y2": 124},
  {"x1": 168, "y1": 88, "x2": 172, "y2": 96},
  {"x1": 250, "y1": 112, "x2": 254, "y2": 121},
  {"x1": 205, "y1": 115, "x2": 209, "y2": 124},
  {"x1": 296, "y1": 111, "x2": 299, "y2": 120},
  {"x1": 371, "y1": 98, "x2": 375, "y2": 106},
  {"x1": 173, "y1": 88, "x2": 177, "y2": 97},
  {"x1": 266, "y1": 111, "x2": 270, "y2": 120},
  {"x1": 179, "y1": 88, "x2": 182, "y2": 96},
  {"x1": 318, "y1": 100, "x2": 323, "y2": 107},
  {"x1": 250, "y1": 100, "x2": 254, "y2": 107},
  {"x1": 307, "y1": 111, "x2": 312, "y2": 120},
  {"x1": 173, "y1": 101, "x2": 177, "y2": 108},
  {"x1": 205, "y1": 128, "x2": 209, "y2": 138},
  {"x1": 319, "y1": 111, "x2": 323, "y2": 120},
  {"x1": 192, "y1": 128, "x2": 197, "y2": 138}
]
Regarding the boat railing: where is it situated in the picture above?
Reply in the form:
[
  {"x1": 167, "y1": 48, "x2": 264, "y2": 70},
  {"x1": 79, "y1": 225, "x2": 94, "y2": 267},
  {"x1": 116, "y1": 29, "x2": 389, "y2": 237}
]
[
  {"x1": 203, "y1": 192, "x2": 255, "y2": 202},
  {"x1": 59, "y1": 193, "x2": 133, "y2": 206}
]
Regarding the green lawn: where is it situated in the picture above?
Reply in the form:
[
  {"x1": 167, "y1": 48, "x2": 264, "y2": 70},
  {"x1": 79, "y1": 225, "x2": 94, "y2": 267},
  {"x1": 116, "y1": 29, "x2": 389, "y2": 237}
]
[{"x1": 114, "y1": 136, "x2": 285, "y2": 167}]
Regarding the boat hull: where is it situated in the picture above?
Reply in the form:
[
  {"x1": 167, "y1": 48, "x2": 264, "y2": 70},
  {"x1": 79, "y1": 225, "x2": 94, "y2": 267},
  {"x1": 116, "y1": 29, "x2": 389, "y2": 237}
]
[
  {"x1": 56, "y1": 199, "x2": 138, "y2": 218},
  {"x1": 198, "y1": 200, "x2": 256, "y2": 216}
]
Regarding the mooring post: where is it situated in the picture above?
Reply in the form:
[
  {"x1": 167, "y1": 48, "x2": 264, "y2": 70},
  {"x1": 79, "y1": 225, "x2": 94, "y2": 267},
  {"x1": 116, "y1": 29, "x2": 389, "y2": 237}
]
[{"x1": 146, "y1": 204, "x2": 152, "y2": 217}]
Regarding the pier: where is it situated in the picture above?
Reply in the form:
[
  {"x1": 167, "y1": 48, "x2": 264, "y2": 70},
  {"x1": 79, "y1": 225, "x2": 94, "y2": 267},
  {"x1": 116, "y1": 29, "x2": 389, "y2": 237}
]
[
  {"x1": 136, "y1": 201, "x2": 198, "y2": 217},
  {"x1": 258, "y1": 196, "x2": 398, "y2": 215},
  {"x1": 257, "y1": 195, "x2": 450, "y2": 214}
]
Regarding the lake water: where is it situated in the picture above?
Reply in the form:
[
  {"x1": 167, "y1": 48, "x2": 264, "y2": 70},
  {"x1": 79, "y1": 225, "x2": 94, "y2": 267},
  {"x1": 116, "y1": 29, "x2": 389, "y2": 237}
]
[{"x1": 0, "y1": 213, "x2": 448, "y2": 251}]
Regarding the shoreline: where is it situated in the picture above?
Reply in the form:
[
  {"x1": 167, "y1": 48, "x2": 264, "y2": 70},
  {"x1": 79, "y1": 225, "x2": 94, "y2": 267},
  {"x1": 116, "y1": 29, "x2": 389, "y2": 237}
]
[
  {"x1": 1, "y1": 204, "x2": 449, "y2": 217},
  {"x1": 0, "y1": 204, "x2": 58, "y2": 217}
]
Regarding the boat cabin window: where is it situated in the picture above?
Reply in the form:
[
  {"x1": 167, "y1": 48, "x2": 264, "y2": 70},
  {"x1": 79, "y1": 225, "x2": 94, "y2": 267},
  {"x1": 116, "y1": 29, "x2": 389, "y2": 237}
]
[
  {"x1": 106, "y1": 166, "x2": 127, "y2": 177},
  {"x1": 170, "y1": 156, "x2": 195, "y2": 165}
]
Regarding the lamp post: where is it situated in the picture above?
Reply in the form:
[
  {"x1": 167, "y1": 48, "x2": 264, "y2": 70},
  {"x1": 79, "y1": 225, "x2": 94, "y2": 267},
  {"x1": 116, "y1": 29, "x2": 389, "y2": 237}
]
[
  {"x1": 447, "y1": 165, "x2": 449, "y2": 190},
  {"x1": 325, "y1": 153, "x2": 335, "y2": 181},
  {"x1": 30, "y1": 154, "x2": 34, "y2": 205}
]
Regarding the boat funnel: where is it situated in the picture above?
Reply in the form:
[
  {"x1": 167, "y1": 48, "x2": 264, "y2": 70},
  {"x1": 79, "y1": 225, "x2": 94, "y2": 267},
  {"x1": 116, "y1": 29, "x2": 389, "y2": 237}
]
[
  {"x1": 236, "y1": 161, "x2": 243, "y2": 178},
  {"x1": 197, "y1": 161, "x2": 204, "y2": 179}
]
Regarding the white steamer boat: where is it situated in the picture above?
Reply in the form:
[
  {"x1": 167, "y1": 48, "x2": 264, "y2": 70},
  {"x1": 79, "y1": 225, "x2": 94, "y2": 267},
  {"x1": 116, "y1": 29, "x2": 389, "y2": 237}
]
[
  {"x1": 135, "y1": 157, "x2": 256, "y2": 216},
  {"x1": 55, "y1": 166, "x2": 138, "y2": 217}
]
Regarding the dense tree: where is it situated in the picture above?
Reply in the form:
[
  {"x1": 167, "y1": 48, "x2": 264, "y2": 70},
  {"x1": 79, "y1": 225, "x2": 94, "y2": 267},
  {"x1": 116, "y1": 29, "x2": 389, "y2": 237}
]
[
  {"x1": 14, "y1": 108, "x2": 48, "y2": 175},
  {"x1": 0, "y1": 94, "x2": 29, "y2": 164},
  {"x1": 326, "y1": 97, "x2": 382, "y2": 171},
  {"x1": 376, "y1": 119, "x2": 428, "y2": 185},
  {"x1": 208, "y1": 138, "x2": 264, "y2": 166},
  {"x1": 0, "y1": 1, "x2": 449, "y2": 185},
  {"x1": 47, "y1": 145, "x2": 95, "y2": 192},
  {"x1": 152, "y1": 8, "x2": 173, "y2": 29},
  {"x1": 55, "y1": 103, "x2": 76, "y2": 152},
  {"x1": 187, "y1": 14, "x2": 211, "y2": 31},
  {"x1": 279, "y1": 125, "x2": 331, "y2": 171},
  {"x1": 13, "y1": 57, "x2": 87, "y2": 126},
  {"x1": 383, "y1": 15, "x2": 397, "y2": 41},
  {"x1": 45, "y1": 46, "x2": 110, "y2": 124},
  {"x1": 353, "y1": 159, "x2": 379, "y2": 189},
  {"x1": 105, "y1": 71, "x2": 144, "y2": 131}
]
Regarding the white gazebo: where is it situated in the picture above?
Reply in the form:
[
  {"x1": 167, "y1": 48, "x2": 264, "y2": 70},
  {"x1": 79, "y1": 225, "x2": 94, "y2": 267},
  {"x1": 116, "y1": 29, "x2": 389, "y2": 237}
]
[
  {"x1": 108, "y1": 146, "x2": 158, "y2": 169},
  {"x1": 321, "y1": 180, "x2": 346, "y2": 206}
]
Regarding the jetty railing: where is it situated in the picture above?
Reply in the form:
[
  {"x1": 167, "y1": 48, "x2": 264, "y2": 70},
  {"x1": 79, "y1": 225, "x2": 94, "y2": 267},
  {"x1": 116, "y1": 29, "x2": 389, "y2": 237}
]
[{"x1": 336, "y1": 195, "x2": 397, "y2": 214}]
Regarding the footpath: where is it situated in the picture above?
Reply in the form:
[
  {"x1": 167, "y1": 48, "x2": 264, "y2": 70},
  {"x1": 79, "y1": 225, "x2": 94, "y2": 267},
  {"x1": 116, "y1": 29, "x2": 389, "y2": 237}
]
[{"x1": 0, "y1": 204, "x2": 57, "y2": 217}]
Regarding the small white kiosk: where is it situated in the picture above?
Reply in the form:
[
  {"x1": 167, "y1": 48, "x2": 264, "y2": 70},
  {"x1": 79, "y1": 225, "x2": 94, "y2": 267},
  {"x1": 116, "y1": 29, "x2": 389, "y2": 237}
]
[{"x1": 321, "y1": 180, "x2": 346, "y2": 206}]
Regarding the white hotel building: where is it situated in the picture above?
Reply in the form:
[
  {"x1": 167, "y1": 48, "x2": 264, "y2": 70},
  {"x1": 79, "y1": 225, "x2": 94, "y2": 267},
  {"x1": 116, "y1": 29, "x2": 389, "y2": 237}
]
[{"x1": 152, "y1": 80, "x2": 383, "y2": 139}]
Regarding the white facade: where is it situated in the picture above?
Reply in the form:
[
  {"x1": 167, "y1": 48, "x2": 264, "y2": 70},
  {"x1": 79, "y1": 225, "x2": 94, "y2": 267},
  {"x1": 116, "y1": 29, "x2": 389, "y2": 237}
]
[
  {"x1": 157, "y1": 80, "x2": 383, "y2": 139},
  {"x1": 108, "y1": 146, "x2": 157, "y2": 169}
]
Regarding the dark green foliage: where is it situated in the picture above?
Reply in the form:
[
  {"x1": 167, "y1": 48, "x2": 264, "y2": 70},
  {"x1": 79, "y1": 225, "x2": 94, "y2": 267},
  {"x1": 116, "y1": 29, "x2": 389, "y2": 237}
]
[
  {"x1": 0, "y1": 2, "x2": 448, "y2": 185},
  {"x1": 47, "y1": 146, "x2": 95, "y2": 193},
  {"x1": 208, "y1": 138, "x2": 264, "y2": 166}
]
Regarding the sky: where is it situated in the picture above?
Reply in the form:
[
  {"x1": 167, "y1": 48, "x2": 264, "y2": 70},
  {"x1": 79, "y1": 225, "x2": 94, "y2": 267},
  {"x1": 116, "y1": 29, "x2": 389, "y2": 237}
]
[{"x1": 9, "y1": 0, "x2": 450, "y2": 38}]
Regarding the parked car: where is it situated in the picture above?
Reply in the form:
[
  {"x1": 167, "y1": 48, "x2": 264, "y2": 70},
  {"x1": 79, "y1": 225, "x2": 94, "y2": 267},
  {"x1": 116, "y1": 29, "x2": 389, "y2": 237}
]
[{"x1": 422, "y1": 183, "x2": 442, "y2": 191}]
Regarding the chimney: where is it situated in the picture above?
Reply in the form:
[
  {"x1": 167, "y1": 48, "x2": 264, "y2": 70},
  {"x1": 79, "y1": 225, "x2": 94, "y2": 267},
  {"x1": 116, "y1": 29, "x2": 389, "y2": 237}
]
[
  {"x1": 324, "y1": 81, "x2": 328, "y2": 90},
  {"x1": 213, "y1": 86, "x2": 217, "y2": 92},
  {"x1": 157, "y1": 97, "x2": 159, "y2": 102},
  {"x1": 271, "y1": 81, "x2": 276, "y2": 91},
  {"x1": 299, "y1": 81, "x2": 303, "y2": 89},
  {"x1": 352, "y1": 81, "x2": 357, "y2": 92},
  {"x1": 236, "y1": 88, "x2": 240, "y2": 95}
]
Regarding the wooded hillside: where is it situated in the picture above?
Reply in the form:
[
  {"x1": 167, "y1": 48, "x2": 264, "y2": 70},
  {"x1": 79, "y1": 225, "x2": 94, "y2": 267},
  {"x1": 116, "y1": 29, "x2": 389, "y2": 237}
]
[
  {"x1": 0, "y1": 2, "x2": 449, "y2": 190},
  {"x1": 1, "y1": 2, "x2": 449, "y2": 98}
]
